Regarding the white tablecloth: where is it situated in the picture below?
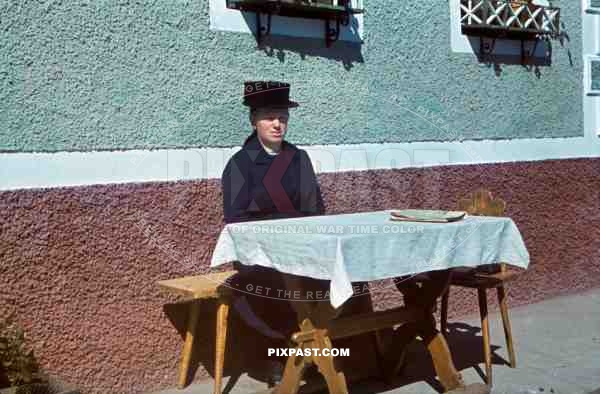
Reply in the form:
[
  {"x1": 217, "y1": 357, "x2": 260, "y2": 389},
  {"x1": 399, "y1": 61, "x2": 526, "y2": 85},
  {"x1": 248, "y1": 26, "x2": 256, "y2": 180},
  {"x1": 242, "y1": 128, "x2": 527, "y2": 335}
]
[{"x1": 210, "y1": 210, "x2": 529, "y2": 308}]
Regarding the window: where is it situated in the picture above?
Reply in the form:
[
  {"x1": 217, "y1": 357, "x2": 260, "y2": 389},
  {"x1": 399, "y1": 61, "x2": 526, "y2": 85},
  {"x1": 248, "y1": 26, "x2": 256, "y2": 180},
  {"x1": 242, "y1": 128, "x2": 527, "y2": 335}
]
[
  {"x1": 583, "y1": 0, "x2": 600, "y2": 135},
  {"x1": 585, "y1": 0, "x2": 600, "y2": 14},
  {"x1": 585, "y1": 56, "x2": 600, "y2": 95}
]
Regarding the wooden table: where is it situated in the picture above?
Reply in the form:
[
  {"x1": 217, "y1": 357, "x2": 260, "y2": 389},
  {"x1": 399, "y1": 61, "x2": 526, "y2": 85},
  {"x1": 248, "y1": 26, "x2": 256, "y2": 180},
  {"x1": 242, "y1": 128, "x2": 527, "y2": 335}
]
[{"x1": 210, "y1": 212, "x2": 527, "y2": 393}]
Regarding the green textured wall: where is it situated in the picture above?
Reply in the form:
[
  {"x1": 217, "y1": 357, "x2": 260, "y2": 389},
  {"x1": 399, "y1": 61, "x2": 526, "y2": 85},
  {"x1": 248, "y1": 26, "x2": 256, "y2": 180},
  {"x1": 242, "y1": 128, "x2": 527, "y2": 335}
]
[{"x1": 0, "y1": 0, "x2": 582, "y2": 152}]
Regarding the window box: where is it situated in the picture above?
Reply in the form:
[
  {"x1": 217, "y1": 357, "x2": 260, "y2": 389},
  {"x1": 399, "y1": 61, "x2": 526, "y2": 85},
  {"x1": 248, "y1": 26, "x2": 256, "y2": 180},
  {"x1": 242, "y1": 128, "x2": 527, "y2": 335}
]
[
  {"x1": 226, "y1": 0, "x2": 363, "y2": 21},
  {"x1": 460, "y1": 0, "x2": 560, "y2": 39},
  {"x1": 225, "y1": 0, "x2": 364, "y2": 46}
]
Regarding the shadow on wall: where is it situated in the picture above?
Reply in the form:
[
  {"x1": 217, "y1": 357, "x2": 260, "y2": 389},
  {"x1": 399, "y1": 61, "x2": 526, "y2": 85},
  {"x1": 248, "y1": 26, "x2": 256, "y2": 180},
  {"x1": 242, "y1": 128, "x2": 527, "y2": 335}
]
[
  {"x1": 240, "y1": 13, "x2": 364, "y2": 70},
  {"x1": 466, "y1": 22, "x2": 574, "y2": 78}
]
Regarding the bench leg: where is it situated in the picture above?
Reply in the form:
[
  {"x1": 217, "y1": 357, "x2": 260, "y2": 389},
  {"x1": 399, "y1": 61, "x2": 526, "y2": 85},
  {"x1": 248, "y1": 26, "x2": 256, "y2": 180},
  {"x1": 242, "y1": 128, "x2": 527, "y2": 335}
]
[
  {"x1": 179, "y1": 301, "x2": 201, "y2": 388},
  {"x1": 214, "y1": 297, "x2": 230, "y2": 394}
]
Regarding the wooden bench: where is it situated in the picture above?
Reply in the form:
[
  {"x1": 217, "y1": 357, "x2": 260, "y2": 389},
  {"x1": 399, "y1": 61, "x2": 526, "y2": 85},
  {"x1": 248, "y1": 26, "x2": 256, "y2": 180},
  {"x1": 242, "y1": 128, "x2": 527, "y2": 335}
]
[{"x1": 157, "y1": 270, "x2": 237, "y2": 393}]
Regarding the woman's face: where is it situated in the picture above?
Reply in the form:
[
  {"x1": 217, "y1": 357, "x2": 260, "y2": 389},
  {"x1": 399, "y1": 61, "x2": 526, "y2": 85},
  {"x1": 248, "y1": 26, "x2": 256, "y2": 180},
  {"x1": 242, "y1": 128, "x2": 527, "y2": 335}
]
[{"x1": 252, "y1": 107, "x2": 289, "y2": 147}]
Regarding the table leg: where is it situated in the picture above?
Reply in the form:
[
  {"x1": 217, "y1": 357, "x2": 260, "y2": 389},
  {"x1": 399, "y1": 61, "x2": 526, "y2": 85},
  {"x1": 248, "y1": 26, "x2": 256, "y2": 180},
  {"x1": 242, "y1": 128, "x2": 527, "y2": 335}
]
[
  {"x1": 275, "y1": 344, "x2": 307, "y2": 394},
  {"x1": 395, "y1": 270, "x2": 465, "y2": 392},
  {"x1": 179, "y1": 300, "x2": 201, "y2": 388},
  {"x1": 273, "y1": 274, "x2": 349, "y2": 394},
  {"x1": 312, "y1": 329, "x2": 349, "y2": 394},
  {"x1": 427, "y1": 328, "x2": 465, "y2": 390},
  {"x1": 275, "y1": 322, "x2": 349, "y2": 394}
]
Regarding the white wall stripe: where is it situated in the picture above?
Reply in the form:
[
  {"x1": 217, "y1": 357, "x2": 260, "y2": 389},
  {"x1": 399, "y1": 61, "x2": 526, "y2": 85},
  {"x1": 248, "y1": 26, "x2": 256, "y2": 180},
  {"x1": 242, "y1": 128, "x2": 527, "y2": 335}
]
[{"x1": 1, "y1": 137, "x2": 599, "y2": 191}]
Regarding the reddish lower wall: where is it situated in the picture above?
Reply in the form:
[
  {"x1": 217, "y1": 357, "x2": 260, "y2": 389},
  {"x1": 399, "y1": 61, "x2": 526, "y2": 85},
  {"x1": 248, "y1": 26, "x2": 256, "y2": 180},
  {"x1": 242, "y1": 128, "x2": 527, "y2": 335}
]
[{"x1": 1, "y1": 158, "x2": 599, "y2": 393}]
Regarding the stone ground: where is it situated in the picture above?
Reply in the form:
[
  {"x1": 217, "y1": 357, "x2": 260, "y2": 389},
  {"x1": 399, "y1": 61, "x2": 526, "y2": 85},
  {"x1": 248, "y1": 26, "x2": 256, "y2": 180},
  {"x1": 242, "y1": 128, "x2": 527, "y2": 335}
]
[{"x1": 151, "y1": 288, "x2": 600, "y2": 394}]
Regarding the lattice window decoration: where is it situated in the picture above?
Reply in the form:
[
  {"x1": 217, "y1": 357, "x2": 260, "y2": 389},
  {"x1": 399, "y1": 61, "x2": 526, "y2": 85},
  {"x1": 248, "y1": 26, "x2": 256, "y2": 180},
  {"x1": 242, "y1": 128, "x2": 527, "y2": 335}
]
[
  {"x1": 585, "y1": 56, "x2": 600, "y2": 96},
  {"x1": 586, "y1": 0, "x2": 600, "y2": 14},
  {"x1": 225, "y1": 0, "x2": 364, "y2": 46},
  {"x1": 460, "y1": 0, "x2": 560, "y2": 39}
]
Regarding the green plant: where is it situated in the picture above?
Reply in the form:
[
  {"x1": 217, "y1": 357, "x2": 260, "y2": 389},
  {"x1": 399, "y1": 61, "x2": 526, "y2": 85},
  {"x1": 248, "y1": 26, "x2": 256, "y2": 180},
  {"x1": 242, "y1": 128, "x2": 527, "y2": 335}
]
[{"x1": 0, "y1": 314, "x2": 40, "y2": 388}]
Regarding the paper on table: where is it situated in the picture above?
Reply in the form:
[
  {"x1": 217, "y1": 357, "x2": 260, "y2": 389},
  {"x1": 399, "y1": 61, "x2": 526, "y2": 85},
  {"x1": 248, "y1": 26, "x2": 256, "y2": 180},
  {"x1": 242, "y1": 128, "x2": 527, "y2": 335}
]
[{"x1": 390, "y1": 209, "x2": 466, "y2": 222}]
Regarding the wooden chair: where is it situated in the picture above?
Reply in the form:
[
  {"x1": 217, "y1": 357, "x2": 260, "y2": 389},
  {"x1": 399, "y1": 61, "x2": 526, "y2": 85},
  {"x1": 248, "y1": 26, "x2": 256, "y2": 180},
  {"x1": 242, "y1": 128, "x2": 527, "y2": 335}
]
[
  {"x1": 440, "y1": 189, "x2": 520, "y2": 386},
  {"x1": 157, "y1": 270, "x2": 237, "y2": 394}
]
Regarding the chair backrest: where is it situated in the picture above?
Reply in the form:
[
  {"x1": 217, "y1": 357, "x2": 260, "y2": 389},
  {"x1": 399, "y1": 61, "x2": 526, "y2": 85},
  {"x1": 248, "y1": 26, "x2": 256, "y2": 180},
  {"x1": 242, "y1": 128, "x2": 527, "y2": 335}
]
[
  {"x1": 458, "y1": 189, "x2": 507, "y2": 272},
  {"x1": 458, "y1": 189, "x2": 506, "y2": 217}
]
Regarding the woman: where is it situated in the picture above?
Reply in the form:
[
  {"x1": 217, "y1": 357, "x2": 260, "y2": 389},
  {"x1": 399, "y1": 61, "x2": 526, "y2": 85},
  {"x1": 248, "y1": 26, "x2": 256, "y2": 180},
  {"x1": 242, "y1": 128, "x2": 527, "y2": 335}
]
[
  {"x1": 221, "y1": 80, "x2": 325, "y2": 341},
  {"x1": 222, "y1": 82, "x2": 378, "y2": 383},
  {"x1": 222, "y1": 81, "x2": 323, "y2": 224}
]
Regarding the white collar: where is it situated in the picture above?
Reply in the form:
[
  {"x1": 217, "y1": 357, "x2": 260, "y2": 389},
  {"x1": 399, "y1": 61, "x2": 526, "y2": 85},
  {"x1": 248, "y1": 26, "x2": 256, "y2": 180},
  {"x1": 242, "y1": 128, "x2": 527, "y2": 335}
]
[{"x1": 257, "y1": 137, "x2": 281, "y2": 156}]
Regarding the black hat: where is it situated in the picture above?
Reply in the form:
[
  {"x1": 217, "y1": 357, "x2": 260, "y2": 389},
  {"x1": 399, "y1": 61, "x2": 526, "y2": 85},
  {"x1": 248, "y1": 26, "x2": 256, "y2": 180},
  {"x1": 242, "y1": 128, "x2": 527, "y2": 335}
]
[{"x1": 243, "y1": 81, "x2": 299, "y2": 108}]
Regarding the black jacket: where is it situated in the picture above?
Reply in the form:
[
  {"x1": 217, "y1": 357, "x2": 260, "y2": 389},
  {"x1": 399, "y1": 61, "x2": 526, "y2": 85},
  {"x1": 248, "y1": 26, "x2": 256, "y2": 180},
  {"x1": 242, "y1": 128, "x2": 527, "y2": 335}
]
[{"x1": 222, "y1": 134, "x2": 324, "y2": 224}]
